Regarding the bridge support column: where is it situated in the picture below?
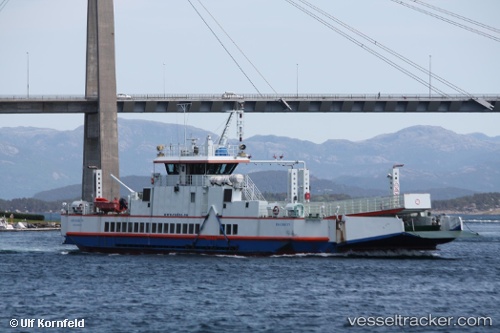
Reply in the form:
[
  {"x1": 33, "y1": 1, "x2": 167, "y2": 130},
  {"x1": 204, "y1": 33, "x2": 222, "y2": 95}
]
[{"x1": 82, "y1": 0, "x2": 120, "y2": 202}]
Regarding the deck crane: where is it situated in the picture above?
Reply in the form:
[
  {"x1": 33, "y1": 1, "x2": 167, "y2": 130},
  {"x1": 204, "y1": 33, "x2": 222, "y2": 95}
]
[{"x1": 217, "y1": 102, "x2": 245, "y2": 147}]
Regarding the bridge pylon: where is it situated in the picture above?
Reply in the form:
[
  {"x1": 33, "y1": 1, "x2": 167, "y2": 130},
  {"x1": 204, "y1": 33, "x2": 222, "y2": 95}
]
[{"x1": 82, "y1": 0, "x2": 120, "y2": 202}]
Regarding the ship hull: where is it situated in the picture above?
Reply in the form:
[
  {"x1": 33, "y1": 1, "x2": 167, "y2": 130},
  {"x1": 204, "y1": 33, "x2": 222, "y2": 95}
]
[
  {"x1": 64, "y1": 233, "x2": 335, "y2": 255},
  {"x1": 336, "y1": 232, "x2": 458, "y2": 252},
  {"x1": 64, "y1": 233, "x2": 456, "y2": 255},
  {"x1": 62, "y1": 214, "x2": 460, "y2": 255}
]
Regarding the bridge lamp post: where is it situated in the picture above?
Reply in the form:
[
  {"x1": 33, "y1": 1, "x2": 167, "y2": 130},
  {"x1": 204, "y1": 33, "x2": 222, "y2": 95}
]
[
  {"x1": 26, "y1": 52, "x2": 30, "y2": 98},
  {"x1": 429, "y1": 55, "x2": 432, "y2": 98},
  {"x1": 296, "y1": 63, "x2": 299, "y2": 97},
  {"x1": 163, "y1": 62, "x2": 166, "y2": 98}
]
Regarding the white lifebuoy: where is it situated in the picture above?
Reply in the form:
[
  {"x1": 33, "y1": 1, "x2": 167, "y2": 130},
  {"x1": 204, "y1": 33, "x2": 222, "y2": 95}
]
[
  {"x1": 272, "y1": 206, "x2": 279, "y2": 216},
  {"x1": 415, "y1": 198, "x2": 421, "y2": 205}
]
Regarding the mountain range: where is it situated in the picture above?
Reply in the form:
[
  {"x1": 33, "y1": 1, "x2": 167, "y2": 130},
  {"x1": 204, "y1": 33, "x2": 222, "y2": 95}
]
[{"x1": 1, "y1": 119, "x2": 499, "y2": 200}]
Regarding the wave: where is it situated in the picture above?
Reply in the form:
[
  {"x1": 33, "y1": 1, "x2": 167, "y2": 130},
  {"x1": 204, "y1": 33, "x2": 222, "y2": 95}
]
[
  {"x1": 464, "y1": 218, "x2": 500, "y2": 223},
  {"x1": 271, "y1": 253, "x2": 339, "y2": 258},
  {"x1": 270, "y1": 250, "x2": 445, "y2": 259},
  {"x1": 0, "y1": 249, "x2": 20, "y2": 254},
  {"x1": 461, "y1": 215, "x2": 500, "y2": 223},
  {"x1": 337, "y1": 250, "x2": 447, "y2": 259},
  {"x1": 0, "y1": 247, "x2": 76, "y2": 255}
]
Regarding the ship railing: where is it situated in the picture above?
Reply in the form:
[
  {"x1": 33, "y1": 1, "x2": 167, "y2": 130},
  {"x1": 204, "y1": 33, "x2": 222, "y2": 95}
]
[
  {"x1": 3, "y1": 94, "x2": 500, "y2": 102},
  {"x1": 242, "y1": 175, "x2": 266, "y2": 201},
  {"x1": 164, "y1": 175, "x2": 209, "y2": 187},
  {"x1": 304, "y1": 195, "x2": 405, "y2": 217},
  {"x1": 332, "y1": 195, "x2": 405, "y2": 215},
  {"x1": 303, "y1": 203, "x2": 338, "y2": 218},
  {"x1": 156, "y1": 143, "x2": 242, "y2": 158},
  {"x1": 162, "y1": 174, "x2": 265, "y2": 200}
]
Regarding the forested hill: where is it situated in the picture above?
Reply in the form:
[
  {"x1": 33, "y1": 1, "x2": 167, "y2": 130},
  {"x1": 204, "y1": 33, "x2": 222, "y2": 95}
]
[
  {"x1": 433, "y1": 192, "x2": 500, "y2": 214},
  {"x1": 2, "y1": 120, "x2": 500, "y2": 199}
]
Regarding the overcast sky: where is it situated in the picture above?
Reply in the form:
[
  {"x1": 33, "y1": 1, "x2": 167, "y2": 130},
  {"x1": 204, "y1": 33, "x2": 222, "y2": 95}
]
[{"x1": 0, "y1": 0, "x2": 499, "y2": 143}]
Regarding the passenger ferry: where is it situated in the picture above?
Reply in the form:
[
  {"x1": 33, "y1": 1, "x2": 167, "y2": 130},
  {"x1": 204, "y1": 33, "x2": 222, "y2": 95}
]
[{"x1": 61, "y1": 110, "x2": 467, "y2": 254}]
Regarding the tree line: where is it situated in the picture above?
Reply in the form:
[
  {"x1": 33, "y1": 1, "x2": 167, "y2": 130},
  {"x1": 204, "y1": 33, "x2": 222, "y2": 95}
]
[
  {"x1": 1, "y1": 192, "x2": 500, "y2": 214},
  {"x1": 0, "y1": 198, "x2": 63, "y2": 214},
  {"x1": 432, "y1": 192, "x2": 500, "y2": 212}
]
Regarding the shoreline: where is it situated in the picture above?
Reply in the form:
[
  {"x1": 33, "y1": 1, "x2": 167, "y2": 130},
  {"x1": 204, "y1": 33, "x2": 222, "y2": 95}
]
[
  {"x1": 434, "y1": 209, "x2": 500, "y2": 216},
  {"x1": 0, "y1": 227, "x2": 60, "y2": 232}
]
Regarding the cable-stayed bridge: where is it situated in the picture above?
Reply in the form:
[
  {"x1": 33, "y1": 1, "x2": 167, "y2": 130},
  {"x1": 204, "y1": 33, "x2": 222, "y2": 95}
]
[{"x1": 0, "y1": 0, "x2": 498, "y2": 201}]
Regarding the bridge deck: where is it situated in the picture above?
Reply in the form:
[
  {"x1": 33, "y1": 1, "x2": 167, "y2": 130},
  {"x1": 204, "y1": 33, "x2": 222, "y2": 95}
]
[{"x1": 0, "y1": 94, "x2": 498, "y2": 113}]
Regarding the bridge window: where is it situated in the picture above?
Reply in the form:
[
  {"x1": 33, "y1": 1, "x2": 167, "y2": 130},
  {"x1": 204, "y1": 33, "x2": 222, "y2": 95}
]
[
  {"x1": 165, "y1": 163, "x2": 180, "y2": 175},
  {"x1": 104, "y1": 222, "x2": 109, "y2": 232},
  {"x1": 116, "y1": 222, "x2": 121, "y2": 232},
  {"x1": 187, "y1": 164, "x2": 206, "y2": 175},
  {"x1": 169, "y1": 163, "x2": 238, "y2": 175},
  {"x1": 207, "y1": 163, "x2": 237, "y2": 175}
]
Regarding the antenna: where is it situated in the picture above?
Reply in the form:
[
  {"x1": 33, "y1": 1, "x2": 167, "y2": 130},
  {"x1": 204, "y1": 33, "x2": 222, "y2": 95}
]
[{"x1": 177, "y1": 103, "x2": 191, "y2": 145}]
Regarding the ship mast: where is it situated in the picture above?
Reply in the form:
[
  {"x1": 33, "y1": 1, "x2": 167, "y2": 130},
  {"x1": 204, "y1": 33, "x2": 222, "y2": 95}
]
[{"x1": 388, "y1": 164, "x2": 404, "y2": 196}]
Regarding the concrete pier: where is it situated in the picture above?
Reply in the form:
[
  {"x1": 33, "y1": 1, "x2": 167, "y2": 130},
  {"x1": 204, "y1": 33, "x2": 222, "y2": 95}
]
[{"x1": 82, "y1": 0, "x2": 120, "y2": 202}]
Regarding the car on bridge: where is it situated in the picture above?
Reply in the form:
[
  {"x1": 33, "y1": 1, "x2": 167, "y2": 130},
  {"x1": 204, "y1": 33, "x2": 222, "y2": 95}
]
[{"x1": 222, "y1": 91, "x2": 243, "y2": 99}]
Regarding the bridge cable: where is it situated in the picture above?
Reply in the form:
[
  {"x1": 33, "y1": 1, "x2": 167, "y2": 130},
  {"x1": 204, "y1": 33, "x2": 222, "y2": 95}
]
[
  {"x1": 390, "y1": 0, "x2": 500, "y2": 43},
  {"x1": 187, "y1": 0, "x2": 263, "y2": 96},
  {"x1": 409, "y1": 0, "x2": 500, "y2": 35},
  {"x1": 285, "y1": 0, "x2": 450, "y2": 97},
  {"x1": 196, "y1": 0, "x2": 278, "y2": 94},
  {"x1": 0, "y1": 0, "x2": 10, "y2": 14},
  {"x1": 293, "y1": 0, "x2": 476, "y2": 99}
]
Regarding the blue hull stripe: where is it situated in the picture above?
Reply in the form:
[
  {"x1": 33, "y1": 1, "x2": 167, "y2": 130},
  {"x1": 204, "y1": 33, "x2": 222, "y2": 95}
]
[{"x1": 66, "y1": 234, "x2": 335, "y2": 254}]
